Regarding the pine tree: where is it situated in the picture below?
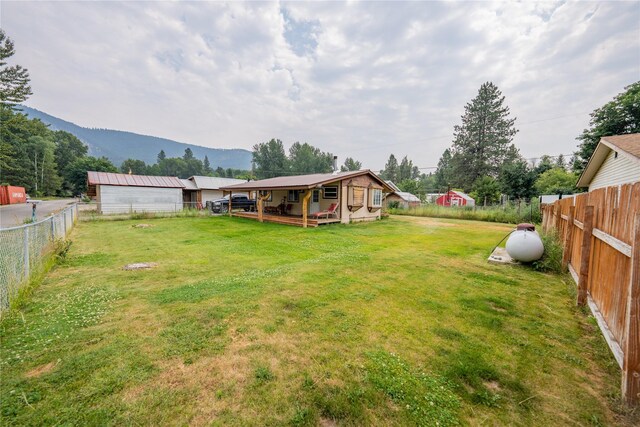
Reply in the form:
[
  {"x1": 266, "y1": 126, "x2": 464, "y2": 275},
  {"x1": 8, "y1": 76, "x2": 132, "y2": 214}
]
[
  {"x1": 381, "y1": 154, "x2": 398, "y2": 182},
  {"x1": 203, "y1": 155, "x2": 212, "y2": 174},
  {"x1": 157, "y1": 150, "x2": 166, "y2": 163},
  {"x1": 448, "y1": 82, "x2": 519, "y2": 191},
  {"x1": 0, "y1": 30, "x2": 32, "y2": 107},
  {"x1": 183, "y1": 148, "x2": 194, "y2": 161}
]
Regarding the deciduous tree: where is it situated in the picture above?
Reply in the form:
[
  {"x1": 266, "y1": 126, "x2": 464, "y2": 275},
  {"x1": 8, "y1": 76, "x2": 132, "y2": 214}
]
[
  {"x1": 574, "y1": 82, "x2": 640, "y2": 173},
  {"x1": 252, "y1": 139, "x2": 289, "y2": 178},
  {"x1": 340, "y1": 157, "x2": 362, "y2": 172}
]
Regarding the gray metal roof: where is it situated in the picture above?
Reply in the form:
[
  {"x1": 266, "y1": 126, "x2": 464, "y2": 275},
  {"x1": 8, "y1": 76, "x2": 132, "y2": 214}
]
[
  {"x1": 188, "y1": 176, "x2": 247, "y2": 190},
  {"x1": 395, "y1": 191, "x2": 421, "y2": 202},
  {"x1": 87, "y1": 171, "x2": 184, "y2": 188},
  {"x1": 220, "y1": 170, "x2": 392, "y2": 191},
  {"x1": 385, "y1": 180, "x2": 401, "y2": 192},
  {"x1": 181, "y1": 179, "x2": 198, "y2": 190}
]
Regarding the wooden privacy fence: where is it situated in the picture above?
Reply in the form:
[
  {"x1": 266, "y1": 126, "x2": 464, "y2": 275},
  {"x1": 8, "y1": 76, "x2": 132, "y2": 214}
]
[{"x1": 541, "y1": 182, "x2": 639, "y2": 405}]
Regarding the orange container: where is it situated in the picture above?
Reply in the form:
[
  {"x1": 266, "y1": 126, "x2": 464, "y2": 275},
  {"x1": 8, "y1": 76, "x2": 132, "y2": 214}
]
[{"x1": 0, "y1": 185, "x2": 27, "y2": 205}]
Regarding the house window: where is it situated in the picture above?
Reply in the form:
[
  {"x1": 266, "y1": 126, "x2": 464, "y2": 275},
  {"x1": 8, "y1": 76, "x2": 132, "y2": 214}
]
[
  {"x1": 288, "y1": 190, "x2": 300, "y2": 202},
  {"x1": 323, "y1": 186, "x2": 338, "y2": 199},
  {"x1": 367, "y1": 187, "x2": 382, "y2": 211},
  {"x1": 372, "y1": 189, "x2": 382, "y2": 206},
  {"x1": 312, "y1": 190, "x2": 319, "y2": 203}
]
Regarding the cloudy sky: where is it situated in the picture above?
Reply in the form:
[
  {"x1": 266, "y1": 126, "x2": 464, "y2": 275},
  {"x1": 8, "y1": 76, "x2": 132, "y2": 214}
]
[{"x1": 3, "y1": 1, "x2": 639, "y2": 170}]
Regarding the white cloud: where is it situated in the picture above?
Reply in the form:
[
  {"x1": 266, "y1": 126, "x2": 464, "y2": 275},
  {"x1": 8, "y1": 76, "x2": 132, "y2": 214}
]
[{"x1": 2, "y1": 0, "x2": 638, "y2": 170}]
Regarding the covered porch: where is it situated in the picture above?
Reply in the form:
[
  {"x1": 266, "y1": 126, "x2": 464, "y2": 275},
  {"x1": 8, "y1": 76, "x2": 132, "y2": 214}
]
[{"x1": 232, "y1": 211, "x2": 341, "y2": 227}]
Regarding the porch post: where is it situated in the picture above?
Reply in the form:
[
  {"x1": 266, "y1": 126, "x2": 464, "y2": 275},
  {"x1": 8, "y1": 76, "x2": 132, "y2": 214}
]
[
  {"x1": 302, "y1": 190, "x2": 312, "y2": 228},
  {"x1": 229, "y1": 191, "x2": 233, "y2": 217}
]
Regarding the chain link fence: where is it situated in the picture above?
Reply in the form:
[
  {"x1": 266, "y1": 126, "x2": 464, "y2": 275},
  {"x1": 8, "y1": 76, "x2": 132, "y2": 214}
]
[{"x1": 0, "y1": 204, "x2": 78, "y2": 313}]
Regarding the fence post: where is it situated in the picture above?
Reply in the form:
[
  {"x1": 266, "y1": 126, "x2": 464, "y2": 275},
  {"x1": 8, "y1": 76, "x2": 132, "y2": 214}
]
[
  {"x1": 622, "y1": 213, "x2": 640, "y2": 405},
  {"x1": 577, "y1": 206, "x2": 594, "y2": 306},
  {"x1": 562, "y1": 205, "x2": 575, "y2": 268},
  {"x1": 50, "y1": 216, "x2": 55, "y2": 241},
  {"x1": 23, "y1": 226, "x2": 30, "y2": 280},
  {"x1": 63, "y1": 211, "x2": 67, "y2": 236}
]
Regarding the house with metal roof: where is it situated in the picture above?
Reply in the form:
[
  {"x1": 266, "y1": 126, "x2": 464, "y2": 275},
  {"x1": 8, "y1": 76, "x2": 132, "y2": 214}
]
[
  {"x1": 576, "y1": 133, "x2": 640, "y2": 191},
  {"x1": 220, "y1": 170, "x2": 393, "y2": 228},
  {"x1": 187, "y1": 176, "x2": 247, "y2": 207},
  {"x1": 87, "y1": 171, "x2": 185, "y2": 214}
]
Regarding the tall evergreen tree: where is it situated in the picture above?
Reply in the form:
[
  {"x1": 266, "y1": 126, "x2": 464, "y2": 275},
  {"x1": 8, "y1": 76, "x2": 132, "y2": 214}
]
[
  {"x1": 0, "y1": 29, "x2": 32, "y2": 107},
  {"x1": 434, "y1": 148, "x2": 453, "y2": 190},
  {"x1": 448, "y1": 82, "x2": 519, "y2": 191},
  {"x1": 398, "y1": 156, "x2": 414, "y2": 182},
  {"x1": 183, "y1": 148, "x2": 194, "y2": 161},
  {"x1": 555, "y1": 154, "x2": 566, "y2": 170},
  {"x1": 381, "y1": 154, "x2": 399, "y2": 182},
  {"x1": 157, "y1": 150, "x2": 166, "y2": 163},
  {"x1": 203, "y1": 155, "x2": 212, "y2": 174},
  {"x1": 573, "y1": 82, "x2": 640, "y2": 173}
]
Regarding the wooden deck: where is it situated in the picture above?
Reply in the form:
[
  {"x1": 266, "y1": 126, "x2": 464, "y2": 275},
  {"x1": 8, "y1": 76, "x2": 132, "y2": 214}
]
[{"x1": 232, "y1": 211, "x2": 341, "y2": 227}]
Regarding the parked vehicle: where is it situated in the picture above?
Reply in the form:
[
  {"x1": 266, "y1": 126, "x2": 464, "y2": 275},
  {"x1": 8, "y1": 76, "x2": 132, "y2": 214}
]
[{"x1": 210, "y1": 194, "x2": 256, "y2": 213}]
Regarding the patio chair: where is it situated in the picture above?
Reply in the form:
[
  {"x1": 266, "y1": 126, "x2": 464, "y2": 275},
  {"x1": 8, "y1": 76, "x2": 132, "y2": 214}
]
[{"x1": 310, "y1": 203, "x2": 339, "y2": 219}]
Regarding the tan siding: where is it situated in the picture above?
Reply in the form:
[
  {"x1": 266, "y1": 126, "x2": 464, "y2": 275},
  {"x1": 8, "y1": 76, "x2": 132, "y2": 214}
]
[{"x1": 589, "y1": 150, "x2": 640, "y2": 191}]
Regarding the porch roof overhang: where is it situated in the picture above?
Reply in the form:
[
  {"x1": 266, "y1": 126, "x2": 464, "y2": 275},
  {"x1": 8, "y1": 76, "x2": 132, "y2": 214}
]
[{"x1": 220, "y1": 170, "x2": 393, "y2": 192}]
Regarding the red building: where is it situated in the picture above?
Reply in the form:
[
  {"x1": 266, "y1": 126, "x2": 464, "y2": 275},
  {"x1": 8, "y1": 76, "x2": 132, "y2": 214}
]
[{"x1": 435, "y1": 190, "x2": 475, "y2": 207}]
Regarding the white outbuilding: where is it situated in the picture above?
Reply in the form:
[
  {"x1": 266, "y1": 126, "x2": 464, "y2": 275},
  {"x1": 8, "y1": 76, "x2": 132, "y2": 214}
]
[
  {"x1": 576, "y1": 133, "x2": 640, "y2": 191},
  {"x1": 87, "y1": 171, "x2": 185, "y2": 214}
]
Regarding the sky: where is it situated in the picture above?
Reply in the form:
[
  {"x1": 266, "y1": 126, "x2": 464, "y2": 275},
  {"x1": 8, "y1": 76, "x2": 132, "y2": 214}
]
[{"x1": 2, "y1": 1, "x2": 639, "y2": 171}]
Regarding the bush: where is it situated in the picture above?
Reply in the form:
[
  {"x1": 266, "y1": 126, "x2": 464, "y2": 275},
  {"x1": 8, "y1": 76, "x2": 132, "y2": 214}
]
[
  {"x1": 387, "y1": 201, "x2": 400, "y2": 209},
  {"x1": 532, "y1": 231, "x2": 564, "y2": 273}
]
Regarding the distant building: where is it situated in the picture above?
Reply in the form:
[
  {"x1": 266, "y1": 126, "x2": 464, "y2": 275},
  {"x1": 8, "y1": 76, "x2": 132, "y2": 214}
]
[
  {"x1": 383, "y1": 181, "x2": 420, "y2": 208},
  {"x1": 87, "y1": 171, "x2": 184, "y2": 214},
  {"x1": 186, "y1": 176, "x2": 247, "y2": 207},
  {"x1": 576, "y1": 133, "x2": 640, "y2": 191},
  {"x1": 435, "y1": 190, "x2": 475, "y2": 207}
]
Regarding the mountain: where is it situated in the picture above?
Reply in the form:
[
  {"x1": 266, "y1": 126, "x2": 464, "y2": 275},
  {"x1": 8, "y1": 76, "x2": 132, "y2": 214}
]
[{"x1": 19, "y1": 106, "x2": 253, "y2": 169}]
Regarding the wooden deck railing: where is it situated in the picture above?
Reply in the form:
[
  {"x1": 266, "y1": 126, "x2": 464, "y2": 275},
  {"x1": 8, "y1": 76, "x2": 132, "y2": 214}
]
[{"x1": 541, "y1": 182, "x2": 639, "y2": 405}]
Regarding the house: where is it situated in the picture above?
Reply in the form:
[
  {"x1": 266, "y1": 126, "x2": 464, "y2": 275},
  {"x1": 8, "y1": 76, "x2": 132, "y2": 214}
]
[
  {"x1": 435, "y1": 190, "x2": 475, "y2": 207},
  {"x1": 220, "y1": 170, "x2": 393, "y2": 227},
  {"x1": 87, "y1": 171, "x2": 185, "y2": 214},
  {"x1": 576, "y1": 133, "x2": 640, "y2": 191},
  {"x1": 187, "y1": 176, "x2": 248, "y2": 206}
]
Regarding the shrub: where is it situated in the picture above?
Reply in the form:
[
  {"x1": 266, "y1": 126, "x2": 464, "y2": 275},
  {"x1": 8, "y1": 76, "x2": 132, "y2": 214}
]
[
  {"x1": 387, "y1": 201, "x2": 400, "y2": 209},
  {"x1": 532, "y1": 231, "x2": 564, "y2": 273}
]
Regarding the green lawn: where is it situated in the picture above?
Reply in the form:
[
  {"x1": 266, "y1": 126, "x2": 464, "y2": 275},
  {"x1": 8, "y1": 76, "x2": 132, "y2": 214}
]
[{"x1": 0, "y1": 215, "x2": 630, "y2": 426}]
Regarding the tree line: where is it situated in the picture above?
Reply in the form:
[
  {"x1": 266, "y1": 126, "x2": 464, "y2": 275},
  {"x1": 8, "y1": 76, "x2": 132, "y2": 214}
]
[{"x1": 251, "y1": 139, "x2": 362, "y2": 179}]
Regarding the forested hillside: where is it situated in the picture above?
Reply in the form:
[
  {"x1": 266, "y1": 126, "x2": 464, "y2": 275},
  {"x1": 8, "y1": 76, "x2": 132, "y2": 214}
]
[{"x1": 19, "y1": 106, "x2": 252, "y2": 169}]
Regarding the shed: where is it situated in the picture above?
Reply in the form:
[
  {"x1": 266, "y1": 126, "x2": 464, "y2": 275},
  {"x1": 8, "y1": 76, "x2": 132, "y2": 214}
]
[
  {"x1": 436, "y1": 190, "x2": 475, "y2": 207},
  {"x1": 576, "y1": 133, "x2": 640, "y2": 191},
  {"x1": 385, "y1": 191, "x2": 421, "y2": 208},
  {"x1": 220, "y1": 170, "x2": 393, "y2": 227},
  {"x1": 187, "y1": 176, "x2": 247, "y2": 206},
  {"x1": 87, "y1": 171, "x2": 185, "y2": 214}
]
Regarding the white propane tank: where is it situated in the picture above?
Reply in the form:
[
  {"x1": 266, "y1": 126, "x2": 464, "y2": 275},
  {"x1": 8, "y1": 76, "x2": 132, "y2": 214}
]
[{"x1": 505, "y1": 230, "x2": 544, "y2": 262}]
